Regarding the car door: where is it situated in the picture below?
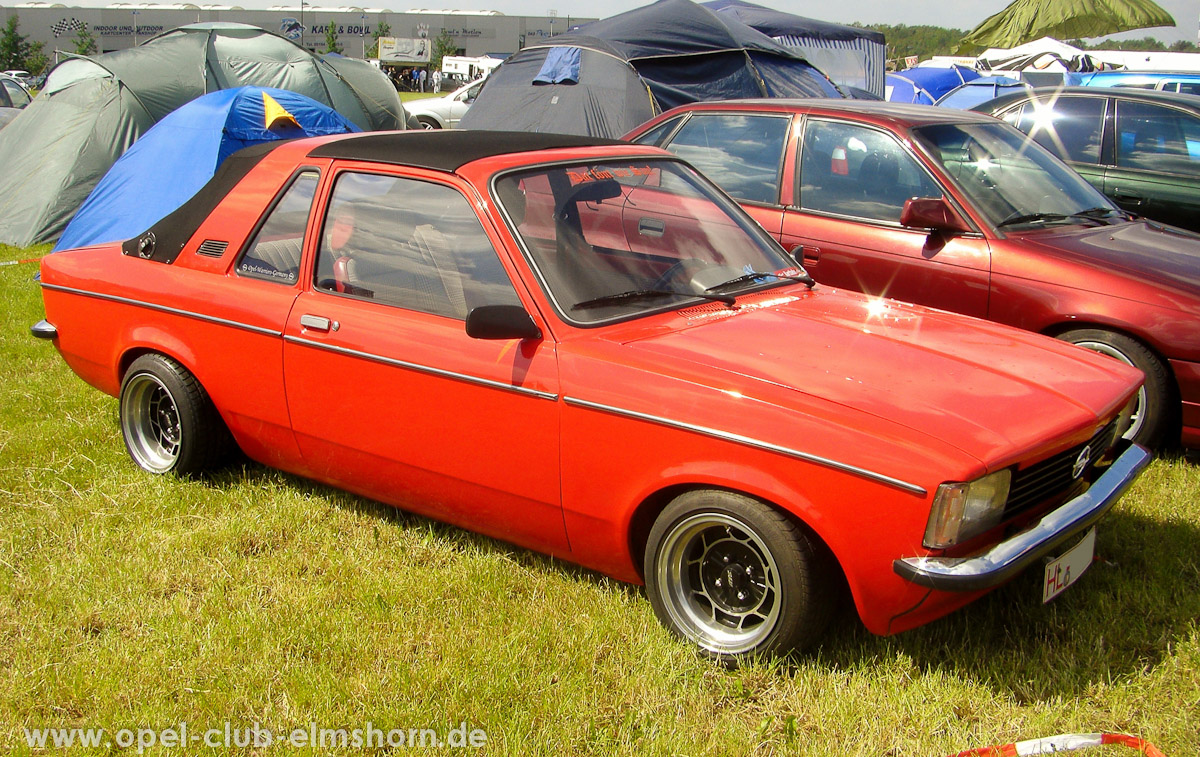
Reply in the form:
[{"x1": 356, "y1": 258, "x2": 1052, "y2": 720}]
[
  {"x1": 282, "y1": 167, "x2": 568, "y2": 551},
  {"x1": 1105, "y1": 98, "x2": 1200, "y2": 230},
  {"x1": 448, "y1": 81, "x2": 483, "y2": 127},
  {"x1": 647, "y1": 111, "x2": 793, "y2": 239},
  {"x1": 780, "y1": 117, "x2": 991, "y2": 319}
]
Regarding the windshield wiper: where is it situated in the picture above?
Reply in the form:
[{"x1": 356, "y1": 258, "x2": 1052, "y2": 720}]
[
  {"x1": 571, "y1": 288, "x2": 737, "y2": 311},
  {"x1": 1072, "y1": 206, "x2": 1130, "y2": 223},
  {"x1": 996, "y1": 211, "x2": 1069, "y2": 228},
  {"x1": 706, "y1": 270, "x2": 815, "y2": 294},
  {"x1": 998, "y1": 207, "x2": 1127, "y2": 229}
]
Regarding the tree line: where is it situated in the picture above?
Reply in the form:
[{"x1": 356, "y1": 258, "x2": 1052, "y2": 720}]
[{"x1": 854, "y1": 23, "x2": 1200, "y2": 67}]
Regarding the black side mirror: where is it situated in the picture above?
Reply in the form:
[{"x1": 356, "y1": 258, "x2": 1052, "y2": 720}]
[
  {"x1": 900, "y1": 197, "x2": 972, "y2": 234},
  {"x1": 466, "y1": 305, "x2": 542, "y2": 340}
]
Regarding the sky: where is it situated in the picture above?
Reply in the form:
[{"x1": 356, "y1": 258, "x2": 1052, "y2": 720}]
[{"x1": 56, "y1": 0, "x2": 1200, "y2": 45}]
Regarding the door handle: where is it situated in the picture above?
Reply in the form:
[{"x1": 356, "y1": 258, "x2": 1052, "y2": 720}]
[
  {"x1": 299, "y1": 314, "x2": 337, "y2": 332},
  {"x1": 1110, "y1": 189, "x2": 1146, "y2": 207},
  {"x1": 638, "y1": 217, "x2": 666, "y2": 237},
  {"x1": 793, "y1": 244, "x2": 820, "y2": 266}
]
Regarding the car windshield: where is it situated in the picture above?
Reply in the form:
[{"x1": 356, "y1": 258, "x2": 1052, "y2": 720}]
[
  {"x1": 493, "y1": 159, "x2": 802, "y2": 324},
  {"x1": 912, "y1": 122, "x2": 1116, "y2": 229}
]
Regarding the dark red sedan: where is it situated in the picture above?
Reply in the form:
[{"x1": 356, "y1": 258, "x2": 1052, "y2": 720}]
[{"x1": 626, "y1": 100, "x2": 1200, "y2": 449}]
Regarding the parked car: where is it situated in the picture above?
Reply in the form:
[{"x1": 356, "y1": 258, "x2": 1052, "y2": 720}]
[
  {"x1": 1069, "y1": 70, "x2": 1200, "y2": 96},
  {"x1": 626, "y1": 99, "x2": 1200, "y2": 449},
  {"x1": 974, "y1": 87, "x2": 1200, "y2": 233},
  {"x1": 0, "y1": 72, "x2": 31, "y2": 109},
  {"x1": 34, "y1": 131, "x2": 1148, "y2": 661},
  {"x1": 405, "y1": 77, "x2": 484, "y2": 129}
]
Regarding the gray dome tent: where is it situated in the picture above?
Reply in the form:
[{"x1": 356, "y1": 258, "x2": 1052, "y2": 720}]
[
  {"x1": 459, "y1": 0, "x2": 841, "y2": 139},
  {"x1": 0, "y1": 23, "x2": 405, "y2": 248}
]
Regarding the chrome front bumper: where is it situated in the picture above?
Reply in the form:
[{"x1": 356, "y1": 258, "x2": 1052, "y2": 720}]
[
  {"x1": 30, "y1": 319, "x2": 57, "y2": 340},
  {"x1": 894, "y1": 443, "x2": 1152, "y2": 592}
]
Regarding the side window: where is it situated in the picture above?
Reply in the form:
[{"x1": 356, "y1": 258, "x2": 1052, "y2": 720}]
[
  {"x1": 631, "y1": 116, "x2": 685, "y2": 148},
  {"x1": 236, "y1": 170, "x2": 319, "y2": 284},
  {"x1": 1176, "y1": 83, "x2": 1200, "y2": 96},
  {"x1": 1014, "y1": 96, "x2": 1105, "y2": 164},
  {"x1": 1115, "y1": 100, "x2": 1200, "y2": 175},
  {"x1": 659, "y1": 114, "x2": 789, "y2": 204},
  {"x1": 798, "y1": 119, "x2": 942, "y2": 224},
  {"x1": 3, "y1": 79, "x2": 29, "y2": 108},
  {"x1": 315, "y1": 172, "x2": 522, "y2": 319}
]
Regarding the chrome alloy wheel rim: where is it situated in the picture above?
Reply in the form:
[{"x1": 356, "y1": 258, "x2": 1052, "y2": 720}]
[
  {"x1": 655, "y1": 513, "x2": 782, "y2": 654},
  {"x1": 121, "y1": 372, "x2": 182, "y2": 473},
  {"x1": 1074, "y1": 339, "x2": 1146, "y2": 441}
]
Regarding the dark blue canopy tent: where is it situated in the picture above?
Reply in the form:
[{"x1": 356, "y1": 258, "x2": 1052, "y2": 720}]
[
  {"x1": 885, "y1": 65, "x2": 980, "y2": 105},
  {"x1": 460, "y1": 0, "x2": 841, "y2": 138},
  {"x1": 55, "y1": 86, "x2": 358, "y2": 251},
  {"x1": 702, "y1": 0, "x2": 886, "y2": 97}
]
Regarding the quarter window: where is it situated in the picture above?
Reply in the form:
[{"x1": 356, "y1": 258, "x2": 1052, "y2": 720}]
[
  {"x1": 657, "y1": 114, "x2": 789, "y2": 204},
  {"x1": 1012, "y1": 96, "x2": 1104, "y2": 165},
  {"x1": 236, "y1": 170, "x2": 319, "y2": 284},
  {"x1": 798, "y1": 120, "x2": 942, "y2": 224},
  {"x1": 1115, "y1": 100, "x2": 1200, "y2": 175},
  {"x1": 315, "y1": 172, "x2": 521, "y2": 319}
]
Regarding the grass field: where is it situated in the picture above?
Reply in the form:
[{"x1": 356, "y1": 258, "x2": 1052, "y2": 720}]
[{"x1": 2, "y1": 242, "x2": 1198, "y2": 755}]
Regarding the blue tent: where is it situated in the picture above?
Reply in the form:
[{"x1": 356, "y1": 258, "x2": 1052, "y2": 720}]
[
  {"x1": 55, "y1": 86, "x2": 359, "y2": 251},
  {"x1": 885, "y1": 65, "x2": 980, "y2": 106},
  {"x1": 935, "y1": 75, "x2": 1031, "y2": 109}
]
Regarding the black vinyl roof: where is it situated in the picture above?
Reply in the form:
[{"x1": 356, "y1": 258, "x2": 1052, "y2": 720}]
[{"x1": 307, "y1": 130, "x2": 628, "y2": 171}]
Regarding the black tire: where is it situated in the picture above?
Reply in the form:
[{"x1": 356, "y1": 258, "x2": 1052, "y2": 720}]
[
  {"x1": 119, "y1": 354, "x2": 232, "y2": 475},
  {"x1": 416, "y1": 116, "x2": 440, "y2": 130},
  {"x1": 644, "y1": 490, "x2": 834, "y2": 661},
  {"x1": 1058, "y1": 328, "x2": 1173, "y2": 449}
]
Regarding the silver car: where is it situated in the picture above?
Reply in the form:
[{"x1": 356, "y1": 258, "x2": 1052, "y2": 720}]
[{"x1": 405, "y1": 78, "x2": 485, "y2": 129}]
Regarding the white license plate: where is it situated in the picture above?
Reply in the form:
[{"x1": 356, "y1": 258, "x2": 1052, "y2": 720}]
[{"x1": 1042, "y1": 527, "x2": 1096, "y2": 603}]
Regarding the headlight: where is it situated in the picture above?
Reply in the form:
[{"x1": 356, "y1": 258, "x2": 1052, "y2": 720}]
[{"x1": 923, "y1": 469, "x2": 1012, "y2": 549}]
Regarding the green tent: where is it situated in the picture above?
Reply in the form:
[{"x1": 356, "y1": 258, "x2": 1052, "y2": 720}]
[
  {"x1": 0, "y1": 23, "x2": 405, "y2": 248},
  {"x1": 959, "y1": 0, "x2": 1175, "y2": 55}
]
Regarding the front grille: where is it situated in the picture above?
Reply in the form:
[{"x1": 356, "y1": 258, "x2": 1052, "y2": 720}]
[{"x1": 1004, "y1": 418, "x2": 1120, "y2": 519}]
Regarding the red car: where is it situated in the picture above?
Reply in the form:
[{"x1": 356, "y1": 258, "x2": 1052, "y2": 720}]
[
  {"x1": 33, "y1": 131, "x2": 1149, "y2": 661},
  {"x1": 626, "y1": 99, "x2": 1200, "y2": 450}
]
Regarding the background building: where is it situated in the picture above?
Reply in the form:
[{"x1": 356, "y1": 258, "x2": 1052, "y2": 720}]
[{"x1": 3, "y1": 3, "x2": 594, "y2": 63}]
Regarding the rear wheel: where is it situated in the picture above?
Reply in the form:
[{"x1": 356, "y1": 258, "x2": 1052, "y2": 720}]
[
  {"x1": 120, "y1": 354, "x2": 231, "y2": 475},
  {"x1": 644, "y1": 490, "x2": 833, "y2": 662},
  {"x1": 1058, "y1": 328, "x2": 1172, "y2": 448}
]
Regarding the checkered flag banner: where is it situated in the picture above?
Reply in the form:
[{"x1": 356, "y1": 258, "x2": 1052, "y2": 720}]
[{"x1": 52, "y1": 18, "x2": 86, "y2": 37}]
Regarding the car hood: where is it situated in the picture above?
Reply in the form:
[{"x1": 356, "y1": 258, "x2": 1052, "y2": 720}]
[
  {"x1": 1013, "y1": 219, "x2": 1200, "y2": 298},
  {"x1": 568, "y1": 287, "x2": 1141, "y2": 476}
]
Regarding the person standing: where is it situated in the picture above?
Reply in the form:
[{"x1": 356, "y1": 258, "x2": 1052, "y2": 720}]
[
  {"x1": 419, "y1": 68, "x2": 427, "y2": 92},
  {"x1": 432, "y1": 69, "x2": 442, "y2": 93}
]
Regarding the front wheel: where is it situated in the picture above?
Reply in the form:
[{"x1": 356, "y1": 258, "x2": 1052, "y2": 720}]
[
  {"x1": 416, "y1": 116, "x2": 440, "y2": 130},
  {"x1": 1057, "y1": 328, "x2": 1173, "y2": 448},
  {"x1": 644, "y1": 490, "x2": 833, "y2": 661},
  {"x1": 120, "y1": 354, "x2": 232, "y2": 475}
]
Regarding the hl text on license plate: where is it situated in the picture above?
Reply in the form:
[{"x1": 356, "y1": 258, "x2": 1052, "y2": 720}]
[{"x1": 1042, "y1": 527, "x2": 1096, "y2": 603}]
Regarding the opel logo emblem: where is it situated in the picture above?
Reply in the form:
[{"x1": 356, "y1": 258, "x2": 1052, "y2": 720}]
[{"x1": 1072, "y1": 445, "x2": 1092, "y2": 479}]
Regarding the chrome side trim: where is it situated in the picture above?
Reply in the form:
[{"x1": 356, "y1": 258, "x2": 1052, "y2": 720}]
[
  {"x1": 284, "y1": 335, "x2": 559, "y2": 401},
  {"x1": 563, "y1": 396, "x2": 928, "y2": 496},
  {"x1": 40, "y1": 283, "x2": 282, "y2": 338},
  {"x1": 894, "y1": 443, "x2": 1152, "y2": 592}
]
